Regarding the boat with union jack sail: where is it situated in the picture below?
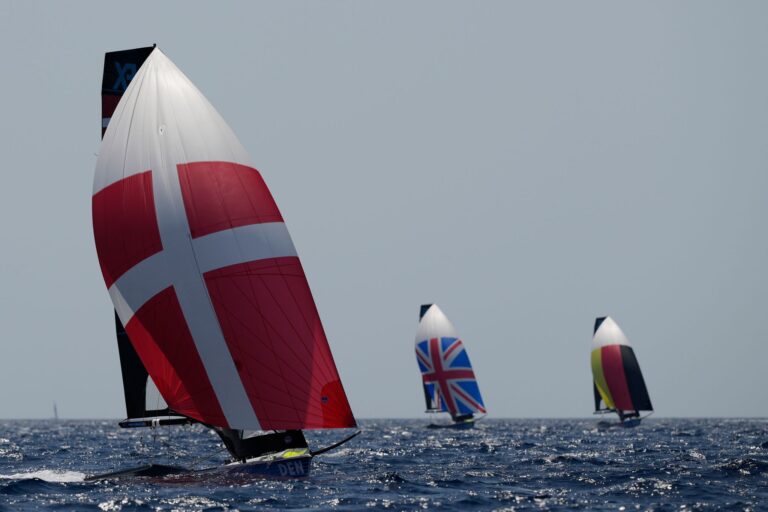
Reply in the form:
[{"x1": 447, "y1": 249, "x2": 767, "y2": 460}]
[
  {"x1": 89, "y1": 46, "x2": 358, "y2": 480},
  {"x1": 415, "y1": 304, "x2": 486, "y2": 429},
  {"x1": 591, "y1": 316, "x2": 653, "y2": 428}
]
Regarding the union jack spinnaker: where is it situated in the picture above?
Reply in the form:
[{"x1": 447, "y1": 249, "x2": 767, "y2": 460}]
[
  {"x1": 415, "y1": 304, "x2": 486, "y2": 424},
  {"x1": 591, "y1": 316, "x2": 653, "y2": 422}
]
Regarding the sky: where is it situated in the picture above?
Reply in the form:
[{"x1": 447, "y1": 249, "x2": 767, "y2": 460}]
[{"x1": 0, "y1": 1, "x2": 766, "y2": 419}]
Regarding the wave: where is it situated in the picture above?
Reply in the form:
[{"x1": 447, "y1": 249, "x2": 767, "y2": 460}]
[
  {"x1": 718, "y1": 457, "x2": 768, "y2": 476},
  {"x1": 0, "y1": 470, "x2": 85, "y2": 483}
]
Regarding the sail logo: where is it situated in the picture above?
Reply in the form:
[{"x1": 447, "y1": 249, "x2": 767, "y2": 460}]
[
  {"x1": 113, "y1": 62, "x2": 138, "y2": 91},
  {"x1": 277, "y1": 460, "x2": 305, "y2": 476}
]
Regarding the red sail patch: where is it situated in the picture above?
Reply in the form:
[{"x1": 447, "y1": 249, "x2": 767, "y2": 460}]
[
  {"x1": 92, "y1": 171, "x2": 163, "y2": 288},
  {"x1": 204, "y1": 257, "x2": 356, "y2": 430},
  {"x1": 178, "y1": 161, "x2": 283, "y2": 239},
  {"x1": 600, "y1": 345, "x2": 634, "y2": 411},
  {"x1": 125, "y1": 286, "x2": 227, "y2": 426}
]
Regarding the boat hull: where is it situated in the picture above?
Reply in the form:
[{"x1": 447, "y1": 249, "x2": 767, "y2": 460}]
[
  {"x1": 597, "y1": 418, "x2": 642, "y2": 430},
  {"x1": 86, "y1": 455, "x2": 313, "y2": 482},
  {"x1": 427, "y1": 419, "x2": 475, "y2": 430},
  {"x1": 221, "y1": 454, "x2": 312, "y2": 478}
]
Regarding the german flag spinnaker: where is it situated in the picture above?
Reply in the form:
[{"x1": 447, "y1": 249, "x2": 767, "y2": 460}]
[{"x1": 591, "y1": 317, "x2": 652, "y2": 421}]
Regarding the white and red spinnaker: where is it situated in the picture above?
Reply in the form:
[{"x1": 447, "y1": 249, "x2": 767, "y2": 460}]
[{"x1": 92, "y1": 48, "x2": 355, "y2": 431}]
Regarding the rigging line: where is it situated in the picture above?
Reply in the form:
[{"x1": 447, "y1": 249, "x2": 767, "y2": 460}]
[
  {"x1": 188, "y1": 447, "x2": 227, "y2": 470},
  {"x1": 150, "y1": 424, "x2": 158, "y2": 461},
  {"x1": 164, "y1": 407, "x2": 173, "y2": 451}
]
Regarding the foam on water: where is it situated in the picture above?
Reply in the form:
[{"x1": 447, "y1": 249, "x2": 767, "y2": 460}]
[{"x1": 0, "y1": 470, "x2": 85, "y2": 483}]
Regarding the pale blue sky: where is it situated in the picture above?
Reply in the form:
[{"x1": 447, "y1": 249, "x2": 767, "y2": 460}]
[{"x1": 1, "y1": 1, "x2": 766, "y2": 419}]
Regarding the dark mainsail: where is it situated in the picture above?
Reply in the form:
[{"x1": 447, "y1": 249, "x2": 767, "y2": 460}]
[
  {"x1": 101, "y1": 46, "x2": 154, "y2": 137},
  {"x1": 593, "y1": 316, "x2": 607, "y2": 335},
  {"x1": 422, "y1": 383, "x2": 439, "y2": 411},
  {"x1": 115, "y1": 311, "x2": 150, "y2": 419},
  {"x1": 114, "y1": 312, "x2": 190, "y2": 427},
  {"x1": 593, "y1": 382, "x2": 605, "y2": 411},
  {"x1": 418, "y1": 304, "x2": 438, "y2": 411}
]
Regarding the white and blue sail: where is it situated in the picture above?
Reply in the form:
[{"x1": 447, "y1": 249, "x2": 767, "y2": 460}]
[{"x1": 415, "y1": 304, "x2": 486, "y2": 422}]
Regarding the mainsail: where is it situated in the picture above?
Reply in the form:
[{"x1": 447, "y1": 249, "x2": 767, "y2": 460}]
[
  {"x1": 93, "y1": 47, "x2": 355, "y2": 432},
  {"x1": 591, "y1": 316, "x2": 652, "y2": 418},
  {"x1": 102, "y1": 46, "x2": 154, "y2": 137},
  {"x1": 414, "y1": 304, "x2": 485, "y2": 419}
]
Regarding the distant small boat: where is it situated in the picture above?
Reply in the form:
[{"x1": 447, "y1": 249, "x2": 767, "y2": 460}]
[
  {"x1": 591, "y1": 317, "x2": 653, "y2": 428},
  {"x1": 52, "y1": 402, "x2": 58, "y2": 421},
  {"x1": 88, "y1": 46, "x2": 358, "y2": 480},
  {"x1": 415, "y1": 304, "x2": 486, "y2": 429}
]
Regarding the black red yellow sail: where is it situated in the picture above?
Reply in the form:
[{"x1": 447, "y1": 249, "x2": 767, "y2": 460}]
[{"x1": 591, "y1": 317, "x2": 652, "y2": 417}]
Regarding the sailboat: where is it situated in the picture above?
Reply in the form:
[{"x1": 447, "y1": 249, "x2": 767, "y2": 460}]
[
  {"x1": 591, "y1": 316, "x2": 653, "y2": 428},
  {"x1": 88, "y1": 46, "x2": 358, "y2": 480},
  {"x1": 414, "y1": 304, "x2": 486, "y2": 429}
]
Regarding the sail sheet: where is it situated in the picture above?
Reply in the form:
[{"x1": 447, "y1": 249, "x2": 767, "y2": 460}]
[
  {"x1": 92, "y1": 48, "x2": 355, "y2": 431},
  {"x1": 591, "y1": 316, "x2": 653, "y2": 413},
  {"x1": 414, "y1": 304, "x2": 486, "y2": 418}
]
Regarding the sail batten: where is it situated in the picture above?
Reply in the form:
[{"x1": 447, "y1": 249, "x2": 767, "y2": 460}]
[
  {"x1": 591, "y1": 317, "x2": 652, "y2": 416},
  {"x1": 414, "y1": 305, "x2": 485, "y2": 419},
  {"x1": 94, "y1": 47, "x2": 355, "y2": 431}
]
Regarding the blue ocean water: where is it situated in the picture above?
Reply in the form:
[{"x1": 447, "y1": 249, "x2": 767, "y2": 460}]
[{"x1": 0, "y1": 419, "x2": 766, "y2": 511}]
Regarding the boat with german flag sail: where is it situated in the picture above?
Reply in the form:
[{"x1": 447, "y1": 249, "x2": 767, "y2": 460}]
[
  {"x1": 88, "y1": 46, "x2": 358, "y2": 480},
  {"x1": 591, "y1": 316, "x2": 653, "y2": 428},
  {"x1": 415, "y1": 304, "x2": 486, "y2": 429}
]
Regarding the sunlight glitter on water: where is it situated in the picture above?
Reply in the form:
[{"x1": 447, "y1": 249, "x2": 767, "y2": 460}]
[{"x1": 0, "y1": 419, "x2": 766, "y2": 510}]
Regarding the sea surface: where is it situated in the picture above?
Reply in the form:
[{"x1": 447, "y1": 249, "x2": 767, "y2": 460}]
[{"x1": 0, "y1": 419, "x2": 766, "y2": 511}]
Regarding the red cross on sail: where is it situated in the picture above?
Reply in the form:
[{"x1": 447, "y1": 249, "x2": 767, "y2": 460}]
[{"x1": 92, "y1": 48, "x2": 355, "y2": 431}]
